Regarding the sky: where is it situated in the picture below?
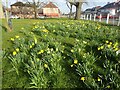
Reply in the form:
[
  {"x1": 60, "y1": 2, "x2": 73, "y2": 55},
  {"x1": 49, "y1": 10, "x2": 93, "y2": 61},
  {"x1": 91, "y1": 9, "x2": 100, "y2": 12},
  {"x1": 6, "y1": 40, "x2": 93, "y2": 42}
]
[{"x1": 2, "y1": 0, "x2": 117, "y2": 14}]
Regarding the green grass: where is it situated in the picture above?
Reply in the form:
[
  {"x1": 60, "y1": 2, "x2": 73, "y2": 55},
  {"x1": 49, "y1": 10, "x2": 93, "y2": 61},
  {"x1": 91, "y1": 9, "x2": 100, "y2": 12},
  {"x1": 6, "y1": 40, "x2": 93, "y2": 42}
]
[{"x1": 2, "y1": 19, "x2": 120, "y2": 88}]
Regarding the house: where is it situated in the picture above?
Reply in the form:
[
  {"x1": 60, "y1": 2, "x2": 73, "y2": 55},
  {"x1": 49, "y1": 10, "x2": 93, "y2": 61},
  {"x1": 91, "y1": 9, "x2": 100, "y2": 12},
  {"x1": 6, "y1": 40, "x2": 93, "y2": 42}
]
[
  {"x1": 11, "y1": 2, "x2": 34, "y2": 18},
  {"x1": 38, "y1": 2, "x2": 61, "y2": 18},
  {"x1": 83, "y1": 6, "x2": 101, "y2": 14},
  {"x1": 11, "y1": 1, "x2": 61, "y2": 18},
  {"x1": 98, "y1": 1, "x2": 120, "y2": 16}
]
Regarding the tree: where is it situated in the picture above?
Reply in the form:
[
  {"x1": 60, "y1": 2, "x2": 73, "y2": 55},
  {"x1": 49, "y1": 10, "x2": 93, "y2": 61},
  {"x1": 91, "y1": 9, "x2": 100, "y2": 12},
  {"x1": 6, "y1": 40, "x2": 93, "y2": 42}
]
[
  {"x1": 0, "y1": 0, "x2": 5, "y2": 18},
  {"x1": 67, "y1": 0, "x2": 86, "y2": 20},
  {"x1": 66, "y1": 0, "x2": 73, "y2": 19},
  {"x1": 24, "y1": 0, "x2": 42, "y2": 19}
]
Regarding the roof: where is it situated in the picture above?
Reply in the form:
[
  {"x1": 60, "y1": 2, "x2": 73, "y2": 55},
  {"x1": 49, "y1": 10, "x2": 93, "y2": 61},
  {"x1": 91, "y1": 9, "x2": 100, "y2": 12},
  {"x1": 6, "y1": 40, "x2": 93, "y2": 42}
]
[
  {"x1": 99, "y1": 1, "x2": 120, "y2": 10},
  {"x1": 11, "y1": 2, "x2": 24, "y2": 6},
  {"x1": 43, "y1": 2, "x2": 58, "y2": 8},
  {"x1": 11, "y1": 2, "x2": 33, "y2": 7}
]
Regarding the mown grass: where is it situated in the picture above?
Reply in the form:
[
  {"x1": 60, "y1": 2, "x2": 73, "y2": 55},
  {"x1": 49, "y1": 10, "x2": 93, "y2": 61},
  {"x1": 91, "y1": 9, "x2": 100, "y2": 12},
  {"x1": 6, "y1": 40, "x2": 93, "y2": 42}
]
[{"x1": 2, "y1": 19, "x2": 120, "y2": 88}]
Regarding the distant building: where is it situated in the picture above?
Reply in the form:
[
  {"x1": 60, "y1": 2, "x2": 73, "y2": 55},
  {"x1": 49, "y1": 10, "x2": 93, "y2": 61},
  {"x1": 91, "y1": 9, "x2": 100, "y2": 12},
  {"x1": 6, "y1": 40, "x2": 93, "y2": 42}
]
[
  {"x1": 11, "y1": 2, "x2": 34, "y2": 18},
  {"x1": 98, "y1": 1, "x2": 120, "y2": 16},
  {"x1": 38, "y1": 2, "x2": 61, "y2": 18},
  {"x1": 10, "y1": 1, "x2": 61, "y2": 18}
]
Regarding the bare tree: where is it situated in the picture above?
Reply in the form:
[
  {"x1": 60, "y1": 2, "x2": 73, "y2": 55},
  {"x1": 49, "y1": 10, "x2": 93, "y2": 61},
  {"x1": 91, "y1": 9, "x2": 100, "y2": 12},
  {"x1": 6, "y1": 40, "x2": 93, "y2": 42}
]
[
  {"x1": 67, "y1": 0, "x2": 86, "y2": 20},
  {"x1": 66, "y1": 0, "x2": 73, "y2": 18},
  {"x1": 24, "y1": 0, "x2": 42, "y2": 19}
]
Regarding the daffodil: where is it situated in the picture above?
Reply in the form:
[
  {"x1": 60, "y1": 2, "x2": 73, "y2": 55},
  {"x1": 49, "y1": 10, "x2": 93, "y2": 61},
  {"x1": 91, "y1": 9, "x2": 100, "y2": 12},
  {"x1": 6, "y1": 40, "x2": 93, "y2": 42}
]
[
  {"x1": 15, "y1": 36, "x2": 19, "y2": 38},
  {"x1": 107, "y1": 85, "x2": 110, "y2": 88},
  {"x1": 97, "y1": 47, "x2": 101, "y2": 50},
  {"x1": 36, "y1": 58, "x2": 40, "y2": 62},
  {"x1": 114, "y1": 48, "x2": 118, "y2": 51},
  {"x1": 70, "y1": 64, "x2": 74, "y2": 67},
  {"x1": 34, "y1": 36, "x2": 37, "y2": 44},
  {"x1": 30, "y1": 45, "x2": 32, "y2": 48},
  {"x1": 42, "y1": 29, "x2": 49, "y2": 33},
  {"x1": 44, "y1": 64, "x2": 48, "y2": 68},
  {"x1": 21, "y1": 27, "x2": 24, "y2": 30},
  {"x1": 107, "y1": 45, "x2": 111, "y2": 48},
  {"x1": 37, "y1": 50, "x2": 44, "y2": 54},
  {"x1": 113, "y1": 42, "x2": 118, "y2": 48},
  {"x1": 32, "y1": 43, "x2": 35, "y2": 46},
  {"x1": 71, "y1": 49, "x2": 74, "y2": 53},
  {"x1": 80, "y1": 77, "x2": 85, "y2": 81},
  {"x1": 74, "y1": 59, "x2": 78, "y2": 64},
  {"x1": 100, "y1": 46, "x2": 104, "y2": 49},
  {"x1": 106, "y1": 40, "x2": 109, "y2": 44},
  {"x1": 11, "y1": 38, "x2": 14, "y2": 41},
  {"x1": 16, "y1": 48, "x2": 19, "y2": 52},
  {"x1": 97, "y1": 77, "x2": 101, "y2": 81},
  {"x1": 109, "y1": 42, "x2": 112, "y2": 45},
  {"x1": 13, "y1": 51, "x2": 17, "y2": 56}
]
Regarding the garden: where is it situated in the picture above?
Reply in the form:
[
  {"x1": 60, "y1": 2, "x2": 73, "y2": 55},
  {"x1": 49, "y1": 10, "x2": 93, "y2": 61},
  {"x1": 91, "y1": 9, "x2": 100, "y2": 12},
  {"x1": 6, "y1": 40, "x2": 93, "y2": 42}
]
[{"x1": 2, "y1": 19, "x2": 120, "y2": 89}]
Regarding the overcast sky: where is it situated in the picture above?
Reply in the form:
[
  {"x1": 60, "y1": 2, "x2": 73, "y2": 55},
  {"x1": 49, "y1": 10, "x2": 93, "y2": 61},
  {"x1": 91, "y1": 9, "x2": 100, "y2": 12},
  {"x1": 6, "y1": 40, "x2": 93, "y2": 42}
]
[{"x1": 2, "y1": 0, "x2": 117, "y2": 14}]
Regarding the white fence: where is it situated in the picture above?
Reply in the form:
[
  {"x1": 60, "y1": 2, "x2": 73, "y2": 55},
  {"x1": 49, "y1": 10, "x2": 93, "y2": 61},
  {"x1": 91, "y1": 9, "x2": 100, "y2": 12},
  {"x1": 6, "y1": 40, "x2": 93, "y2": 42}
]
[{"x1": 81, "y1": 13, "x2": 120, "y2": 26}]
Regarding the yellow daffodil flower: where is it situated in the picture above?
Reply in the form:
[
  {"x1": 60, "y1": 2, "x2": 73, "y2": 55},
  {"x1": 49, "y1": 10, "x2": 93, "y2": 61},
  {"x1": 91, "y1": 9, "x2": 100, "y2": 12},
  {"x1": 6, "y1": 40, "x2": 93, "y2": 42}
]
[
  {"x1": 114, "y1": 48, "x2": 118, "y2": 51},
  {"x1": 36, "y1": 58, "x2": 40, "y2": 62},
  {"x1": 74, "y1": 59, "x2": 78, "y2": 64},
  {"x1": 97, "y1": 77, "x2": 101, "y2": 81},
  {"x1": 80, "y1": 77, "x2": 85, "y2": 81},
  {"x1": 38, "y1": 50, "x2": 44, "y2": 54},
  {"x1": 42, "y1": 29, "x2": 49, "y2": 33},
  {"x1": 16, "y1": 48, "x2": 19, "y2": 52},
  {"x1": 13, "y1": 51, "x2": 17, "y2": 56},
  {"x1": 34, "y1": 36, "x2": 37, "y2": 44},
  {"x1": 100, "y1": 46, "x2": 104, "y2": 49},
  {"x1": 107, "y1": 45, "x2": 111, "y2": 48},
  {"x1": 106, "y1": 40, "x2": 109, "y2": 44},
  {"x1": 107, "y1": 85, "x2": 110, "y2": 88},
  {"x1": 71, "y1": 49, "x2": 74, "y2": 53},
  {"x1": 32, "y1": 43, "x2": 35, "y2": 46},
  {"x1": 15, "y1": 36, "x2": 19, "y2": 38},
  {"x1": 97, "y1": 47, "x2": 101, "y2": 50},
  {"x1": 70, "y1": 64, "x2": 74, "y2": 67},
  {"x1": 44, "y1": 64, "x2": 48, "y2": 68},
  {"x1": 109, "y1": 42, "x2": 112, "y2": 45},
  {"x1": 11, "y1": 38, "x2": 14, "y2": 41},
  {"x1": 113, "y1": 42, "x2": 118, "y2": 48},
  {"x1": 30, "y1": 45, "x2": 32, "y2": 48}
]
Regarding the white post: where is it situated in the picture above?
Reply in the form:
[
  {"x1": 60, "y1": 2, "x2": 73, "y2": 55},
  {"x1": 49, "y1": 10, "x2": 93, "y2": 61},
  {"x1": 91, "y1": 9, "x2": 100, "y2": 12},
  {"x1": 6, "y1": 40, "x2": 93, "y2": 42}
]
[
  {"x1": 84, "y1": 14, "x2": 85, "y2": 19},
  {"x1": 89, "y1": 14, "x2": 92, "y2": 20},
  {"x1": 113, "y1": 15, "x2": 115, "y2": 26},
  {"x1": 86, "y1": 14, "x2": 88, "y2": 20},
  {"x1": 106, "y1": 13, "x2": 110, "y2": 24},
  {"x1": 99, "y1": 14, "x2": 102, "y2": 22},
  {"x1": 94, "y1": 14, "x2": 96, "y2": 21},
  {"x1": 118, "y1": 15, "x2": 120, "y2": 26}
]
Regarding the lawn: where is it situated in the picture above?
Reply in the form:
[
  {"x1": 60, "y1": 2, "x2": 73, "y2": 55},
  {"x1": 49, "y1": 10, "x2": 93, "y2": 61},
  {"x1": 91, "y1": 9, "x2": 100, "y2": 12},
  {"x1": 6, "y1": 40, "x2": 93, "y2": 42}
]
[{"x1": 2, "y1": 19, "x2": 120, "y2": 88}]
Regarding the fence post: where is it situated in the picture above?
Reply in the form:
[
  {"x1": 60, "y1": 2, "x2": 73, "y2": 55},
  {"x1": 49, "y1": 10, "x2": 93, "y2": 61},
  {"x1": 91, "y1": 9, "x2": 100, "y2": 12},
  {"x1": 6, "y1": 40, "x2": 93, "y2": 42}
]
[
  {"x1": 99, "y1": 14, "x2": 102, "y2": 22},
  {"x1": 106, "y1": 13, "x2": 110, "y2": 24},
  {"x1": 86, "y1": 14, "x2": 88, "y2": 20},
  {"x1": 118, "y1": 15, "x2": 120, "y2": 26},
  {"x1": 83, "y1": 14, "x2": 86, "y2": 19},
  {"x1": 94, "y1": 14, "x2": 96, "y2": 21},
  {"x1": 90, "y1": 14, "x2": 92, "y2": 20}
]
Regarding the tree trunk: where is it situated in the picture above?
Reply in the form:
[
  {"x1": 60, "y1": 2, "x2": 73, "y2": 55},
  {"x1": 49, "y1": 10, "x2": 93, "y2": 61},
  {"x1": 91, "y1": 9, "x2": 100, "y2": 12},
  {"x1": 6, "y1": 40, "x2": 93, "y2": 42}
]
[
  {"x1": 34, "y1": 8, "x2": 37, "y2": 19},
  {"x1": 0, "y1": 0, "x2": 5, "y2": 18},
  {"x1": 75, "y1": 2, "x2": 82, "y2": 20},
  {"x1": 33, "y1": 1, "x2": 37, "y2": 19}
]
